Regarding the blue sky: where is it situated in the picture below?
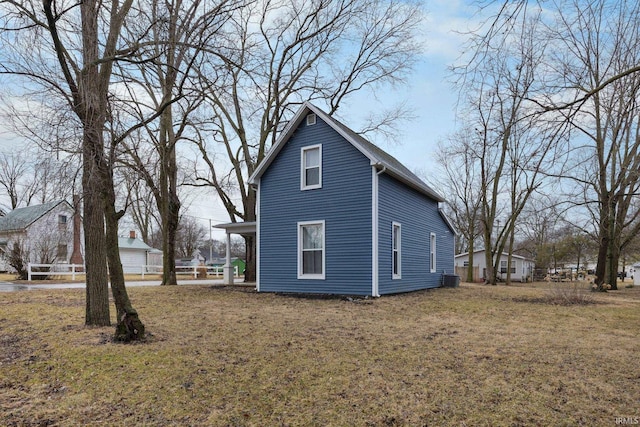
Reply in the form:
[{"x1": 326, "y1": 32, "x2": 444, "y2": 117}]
[
  {"x1": 343, "y1": 0, "x2": 476, "y2": 182},
  {"x1": 0, "y1": 0, "x2": 480, "y2": 237}
]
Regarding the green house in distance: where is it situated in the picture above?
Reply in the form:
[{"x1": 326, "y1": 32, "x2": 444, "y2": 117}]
[{"x1": 209, "y1": 257, "x2": 246, "y2": 276}]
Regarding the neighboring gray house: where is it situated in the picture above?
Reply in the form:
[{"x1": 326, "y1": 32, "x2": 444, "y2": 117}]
[
  {"x1": 0, "y1": 200, "x2": 75, "y2": 270},
  {"x1": 0, "y1": 201, "x2": 161, "y2": 274},
  {"x1": 247, "y1": 102, "x2": 456, "y2": 296}
]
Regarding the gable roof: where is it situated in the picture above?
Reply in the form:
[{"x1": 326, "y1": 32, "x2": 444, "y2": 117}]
[
  {"x1": 0, "y1": 200, "x2": 71, "y2": 233},
  {"x1": 248, "y1": 102, "x2": 445, "y2": 202},
  {"x1": 118, "y1": 237, "x2": 156, "y2": 251}
]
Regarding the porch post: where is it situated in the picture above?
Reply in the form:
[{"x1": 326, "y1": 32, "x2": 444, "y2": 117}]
[{"x1": 223, "y1": 232, "x2": 234, "y2": 285}]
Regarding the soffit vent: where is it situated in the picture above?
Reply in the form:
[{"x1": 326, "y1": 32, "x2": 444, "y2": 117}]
[{"x1": 306, "y1": 113, "x2": 317, "y2": 126}]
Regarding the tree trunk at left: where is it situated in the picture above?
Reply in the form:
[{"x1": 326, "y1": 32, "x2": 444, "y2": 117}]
[{"x1": 82, "y1": 125, "x2": 111, "y2": 326}]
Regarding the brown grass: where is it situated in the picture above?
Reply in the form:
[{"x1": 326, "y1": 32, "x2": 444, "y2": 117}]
[{"x1": 1, "y1": 283, "x2": 639, "y2": 426}]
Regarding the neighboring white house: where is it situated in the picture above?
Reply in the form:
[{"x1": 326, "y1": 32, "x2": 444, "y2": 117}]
[
  {"x1": 118, "y1": 231, "x2": 162, "y2": 274},
  {"x1": 455, "y1": 249, "x2": 535, "y2": 282},
  {"x1": 633, "y1": 263, "x2": 640, "y2": 286},
  {"x1": 0, "y1": 200, "x2": 76, "y2": 270},
  {"x1": 0, "y1": 201, "x2": 162, "y2": 274}
]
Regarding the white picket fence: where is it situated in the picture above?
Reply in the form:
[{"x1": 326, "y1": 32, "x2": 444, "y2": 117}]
[{"x1": 27, "y1": 263, "x2": 239, "y2": 281}]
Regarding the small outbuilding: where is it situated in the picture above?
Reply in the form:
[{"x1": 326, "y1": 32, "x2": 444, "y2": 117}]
[
  {"x1": 118, "y1": 231, "x2": 160, "y2": 274},
  {"x1": 247, "y1": 102, "x2": 456, "y2": 296}
]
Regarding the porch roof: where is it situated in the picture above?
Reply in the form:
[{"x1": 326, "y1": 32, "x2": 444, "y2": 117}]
[{"x1": 212, "y1": 221, "x2": 256, "y2": 235}]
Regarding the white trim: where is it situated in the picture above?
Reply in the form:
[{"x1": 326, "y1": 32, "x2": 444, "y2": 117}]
[
  {"x1": 430, "y1": 232, "x2": 437, "y2": 273},
  {"x1": 297, "y1": 220, "x2": 325, "y2": 280},
  {"x1": 301, "y1": 144, "x2": 322, "y2": 190},
  {"x1": 256, "y1": 182, "x2": 261, "y2": 292},
  {"x1": 371, "y1": 167, "x2": 379, "y2": 296},
  {"x1": 392, "y1": 222, "x2": 401, "y2": 279}
]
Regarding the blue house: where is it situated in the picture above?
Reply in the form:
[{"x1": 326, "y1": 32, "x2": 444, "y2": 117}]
[{"x1": 248, "y1": 102, "x2": 455, "y2": 296}]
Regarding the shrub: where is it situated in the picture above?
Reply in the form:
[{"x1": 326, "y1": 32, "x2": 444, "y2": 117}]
[
  {"x1": 8, "y1": 242, "x2": 28, "y2": 280},
  {"x1": 544, "y1": 283, "x2": 595, "y2": 305}
]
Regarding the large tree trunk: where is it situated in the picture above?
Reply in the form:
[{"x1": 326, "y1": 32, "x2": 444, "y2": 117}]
[
  {"x1": 244, "y1": 235, "x2": 256, "y2": 282},
  {"x1": 161, "y1": 191, "x2": 180, "y2": 286},
  {"x1": 466, "y1": 238, "x2": 475, "y2": 283},
  {"x1": 81, "y1": 117, "x2": 111, "y2": 326},
  {"x1": 104, "y1": 183, "x2": 145, "y2": 341},
  {"x1": 243, "y1": 187, "x2": 256, "y2": 282},
  {"x1": 594, "y1": 199, "x2": 612, "y2": 290},
  {"x1": 82, "y1": 164, "x2": 110, "y2": 326},
  {"x1": 159, "y1": 109, "x2": 180, "y2": 286}
]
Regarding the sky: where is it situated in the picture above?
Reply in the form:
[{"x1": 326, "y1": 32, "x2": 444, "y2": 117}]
[{"x1": 0, "y1": 0, "x2": 480, "y2": 240}]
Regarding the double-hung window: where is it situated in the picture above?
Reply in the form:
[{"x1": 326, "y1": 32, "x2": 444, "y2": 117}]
[
  {"x1": 301, "y1": 145, "x2": 322, "y2": 190},
  {"x1": 298, "y1": 221, "x2": 325, "y2": 279},
  {"x1": 392, "y1": 222, "x2": 401, "y2": 279},
  {"x1": 500, "y1": 260, "x2": 516, "y2": 274},
  {"x1": 430, "y1": 232, "x2": 437, "y2": 273}
]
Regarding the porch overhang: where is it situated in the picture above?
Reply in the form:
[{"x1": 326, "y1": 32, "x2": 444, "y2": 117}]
[
  {"x1": 212, "y1": 221, "x2": 256, "y2": 235},
  {"x1": 212, "y1": 222, "x2": 256, "y2": 285}
]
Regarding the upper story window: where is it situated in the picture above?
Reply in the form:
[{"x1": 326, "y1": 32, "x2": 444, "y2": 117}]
[
  {"x1": 58, "y1": 215, "x2": 67, "y2": 224},
  {"x1": 301, "y1": 144, "x2": 322, "y2": 190}
]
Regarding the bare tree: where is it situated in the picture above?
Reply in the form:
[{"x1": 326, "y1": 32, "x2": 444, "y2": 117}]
[
  {"x1": 121, "y1": 167, "x2": 161, "y2": 245},
  {"x1": 0, "y1": 152, "x2": 33, "y2": 209},
  {"x1": 436, "y1": 129, "x2": 483, "y2": 282},
  {"x1": 0, "y1": 150, "x2": 79, "y2": 209},
  {"x1": 116, "y1": 0, "x2": 240, "y2": 286},
  {"x1": 191, "y1": 0, "x2": 424, "y2": 281},
  {"x1": 0, "y1": 0, "x2": 144, "y2": 339},
  {"x1": 467, "y1": 1, "x2": 640, "y2": 290},
  {"x1": 175, "y1": 215, "x2": 208, "y2": 259}
]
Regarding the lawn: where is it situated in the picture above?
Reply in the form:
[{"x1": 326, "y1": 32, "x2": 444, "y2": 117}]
[{"x1": 1, "y1": 282, "x2": 638, "y2": 426}]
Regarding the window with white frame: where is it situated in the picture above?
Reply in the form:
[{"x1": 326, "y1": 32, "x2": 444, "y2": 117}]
[
  {"x1": 298, "y1": 221, "x2": 325, "y2": 279},
  {"x1": 430, "y1": 233, "x2": 436, "y2": 273},
  {"x1": 301, "y1": 145, "x2": 322, "y2": 190},
  {"x1": 392, "y1": 222, "x2": 401, "y2": 279}
]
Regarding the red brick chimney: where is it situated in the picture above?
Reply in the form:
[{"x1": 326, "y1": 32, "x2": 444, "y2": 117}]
[{"x1": 129, "y1": 230, "x2": 136, "y2": 239}]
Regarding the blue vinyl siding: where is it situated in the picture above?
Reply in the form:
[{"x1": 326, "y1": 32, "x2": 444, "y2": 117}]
[
  {"x1": 259, "y1": 117, "x2": 373, "y2": 295},
  {"x1": 377, "y1": 174, "x2": 455, "y2": 294}
]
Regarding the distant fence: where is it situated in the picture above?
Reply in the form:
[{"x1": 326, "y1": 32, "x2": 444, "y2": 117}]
[
  {"x1": 27, "y1": 263, "x2": 239, "y2": 281},
  {"x1": 454, "y1": 266, "x2": 481, "y2": 282}
]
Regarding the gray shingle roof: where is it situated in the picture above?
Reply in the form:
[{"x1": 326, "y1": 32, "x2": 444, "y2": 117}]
[
  {"x1": 118, "y1": 237, "x2": 155, "y2": 251},
  {"x1": 249, "y1": 102, "x2": 445, "y2": 202},
  {"x1": 0, "y1": 200, "x2": 70, "y2": 232}
]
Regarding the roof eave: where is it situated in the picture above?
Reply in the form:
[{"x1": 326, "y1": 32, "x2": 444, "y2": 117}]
[{"x1": 377, "y1": 165, "x2": 446, "y2": 203}]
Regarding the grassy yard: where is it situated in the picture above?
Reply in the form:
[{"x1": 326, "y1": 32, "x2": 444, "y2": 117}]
[{"x1": 1, "y1": 282, "x2": 638, "y2": 426}]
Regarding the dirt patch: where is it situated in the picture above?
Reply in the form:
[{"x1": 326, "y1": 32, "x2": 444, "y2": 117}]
[{"x1": 0, "y1": 334, "x2": 23, "y2": 365}]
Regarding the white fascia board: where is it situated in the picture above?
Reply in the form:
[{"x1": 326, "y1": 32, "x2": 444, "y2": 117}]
[{"x1": 371, "y1": 166, "x2": 379, "y2": 297}]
